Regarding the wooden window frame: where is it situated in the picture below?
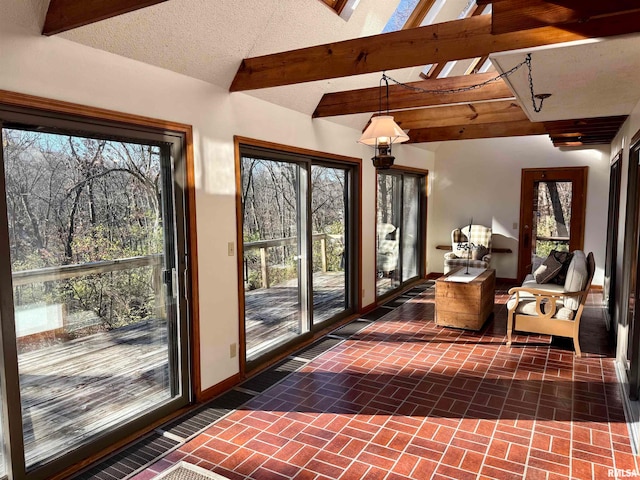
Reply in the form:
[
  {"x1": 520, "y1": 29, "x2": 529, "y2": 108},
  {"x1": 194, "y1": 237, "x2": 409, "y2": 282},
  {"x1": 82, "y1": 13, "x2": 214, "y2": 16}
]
[
  {"x1": 233, "y1": 136, "x2": 362, "y2": 376},
  {"x1": 0, "y1": 89, "x2": 200, "y2": 479},
  {"x1": 374, "y1": 165, "x2": 429, "y2": 302},
  {"x1": 320, "y1": 0, "x2": 349, "y2": 15}
]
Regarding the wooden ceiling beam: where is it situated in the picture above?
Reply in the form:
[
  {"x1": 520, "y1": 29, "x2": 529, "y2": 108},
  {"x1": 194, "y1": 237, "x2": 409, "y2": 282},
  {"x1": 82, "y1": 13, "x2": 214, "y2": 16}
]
[
  {"x1": 406, "y1": 120, "x2": 547, "y2": 143},
  {"x1": 230, "y1": 11, "x2": 640, "y2": 91},
  {"x1": 492, "y1": 0, "x2": 640, "y2": 35},
  {"x1": 549, "y1": 129, "x2": 622, "y2": 138},
  {"x1": 422, "y1": 3, "x2": 484, "y2": 79},
  {"x1": 43, "y1": 0, "x2": 168, "y2": 36},
  {"x1": 380, "y1": 100, "x2": 527, "y2": 130},
  {"x1": 543, "y1": 116, "x2": 627, "y2": 129},
  {"x1": 553, "y1": 138, "x2": 614, "y2": 147},
  {"x1": 551, "y1": 135, "x2": 616, "y2": 142},
  {"x1": 313, "y1": 73, "x2": 513, "y2": 117}
]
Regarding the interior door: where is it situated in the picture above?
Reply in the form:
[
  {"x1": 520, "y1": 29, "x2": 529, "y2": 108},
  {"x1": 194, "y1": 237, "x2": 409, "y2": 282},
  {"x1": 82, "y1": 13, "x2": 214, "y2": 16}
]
[{"x1": 518, "y1": 167, "x2": 588, "y2": 282}]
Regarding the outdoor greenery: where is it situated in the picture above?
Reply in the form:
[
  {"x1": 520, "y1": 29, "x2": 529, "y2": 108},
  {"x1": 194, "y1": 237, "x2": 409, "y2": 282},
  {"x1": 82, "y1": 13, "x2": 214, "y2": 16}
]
[
  {"x1": 534, "y1": 181, "x2": 571, "y2": 257},
  {"x1": 4, "y1": 128, "x2": 165, "y2": 338},
  {"x1": 241, "y1": 158, "x2": 346, "y2": 291}
]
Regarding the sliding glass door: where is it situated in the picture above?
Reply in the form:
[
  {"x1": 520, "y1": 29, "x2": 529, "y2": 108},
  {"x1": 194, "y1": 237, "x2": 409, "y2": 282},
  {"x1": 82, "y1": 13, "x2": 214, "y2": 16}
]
[
  {"x1": 241, "y1": 158, "x2": 309, "y2": 360},
  {"x1": 311, "y1": 165, "x2": 349, "y2": 325},
  {"x1": 240, "y1": 145, "x2": 356, "y2": 367},
  {"x1": 0, "y1": 108, "x2": 190, "y2": 478},
  {"x1": 376, "y1": 170, "x2": 425, "y2": 298}
]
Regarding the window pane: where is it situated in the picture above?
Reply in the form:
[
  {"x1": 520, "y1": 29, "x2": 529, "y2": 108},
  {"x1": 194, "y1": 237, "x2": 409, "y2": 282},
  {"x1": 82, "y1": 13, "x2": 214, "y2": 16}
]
[
  {"x1": 534, "y1": 181, "x2": 572, "y2": 257},
  {"x1": 311, "y1": 166, "x2": 347, "y2": 324},
  {"x1": 3, "y1": 128, "x2": 178, "y2": 467},
  {"x1": 242, "y1": 158, "x2": 305, "y2": 361},
  {"x1": 402, "y1": 175, "x2": 420, "y2": 281},
  {"x1": 377, "y1": 173, "x2": 402, "y2": 296}
]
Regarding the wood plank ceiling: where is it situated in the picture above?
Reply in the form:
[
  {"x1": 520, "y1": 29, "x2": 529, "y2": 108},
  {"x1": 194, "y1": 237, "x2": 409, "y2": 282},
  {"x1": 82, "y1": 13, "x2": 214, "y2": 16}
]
[{"x1": 42, "y1": 0, "x2": 640, "y2": 146}]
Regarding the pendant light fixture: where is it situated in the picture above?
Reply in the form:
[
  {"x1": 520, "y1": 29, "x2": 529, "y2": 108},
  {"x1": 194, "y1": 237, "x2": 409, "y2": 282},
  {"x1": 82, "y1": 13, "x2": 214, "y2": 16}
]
[{"x1": 358, "y1": 73, "x2": 409, "y2": 169}]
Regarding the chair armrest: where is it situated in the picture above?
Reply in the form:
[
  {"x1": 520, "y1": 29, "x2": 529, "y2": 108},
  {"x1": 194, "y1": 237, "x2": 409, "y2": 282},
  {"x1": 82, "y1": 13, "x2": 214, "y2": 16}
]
[
  {"x1": 507, "y1": 287, "x2": 565, "y2": 319},
  {"x1": 482, "y1": 253, "x2": 492, "y2": 263},
  {"x1": 444, "y1": 252, "x2": 460, "y2": 260},
  {"x1": 507, "y1": 286, "x2": 565, "y2": 296}
]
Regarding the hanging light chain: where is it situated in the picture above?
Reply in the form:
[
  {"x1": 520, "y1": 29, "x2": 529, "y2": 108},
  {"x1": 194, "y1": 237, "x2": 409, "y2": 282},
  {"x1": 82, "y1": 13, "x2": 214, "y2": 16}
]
[
  {"x1": 382, "y1": 53, "x2": 546, "y2": 112},
  {"x1": 526, "y1": 53, "x2": 546, "y2": 113}
]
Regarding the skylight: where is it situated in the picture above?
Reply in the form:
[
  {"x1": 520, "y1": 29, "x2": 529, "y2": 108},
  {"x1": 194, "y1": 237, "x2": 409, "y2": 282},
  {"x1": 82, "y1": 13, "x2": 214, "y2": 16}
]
[{"x1": 383, "y1": 0, "x2": 421, "y2": 33}]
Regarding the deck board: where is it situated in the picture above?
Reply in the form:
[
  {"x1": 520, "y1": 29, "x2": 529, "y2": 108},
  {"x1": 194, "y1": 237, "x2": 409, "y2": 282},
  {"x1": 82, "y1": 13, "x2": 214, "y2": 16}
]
[
  {"x1": 244, "y1": 271, "x2": 347, "y2": 354},
  {"x1": 19, "y1": 319, "x2": 170, "y2": 467},
  {"x1": 15, "y1": 271, "x2": 346, "y2": 466}
]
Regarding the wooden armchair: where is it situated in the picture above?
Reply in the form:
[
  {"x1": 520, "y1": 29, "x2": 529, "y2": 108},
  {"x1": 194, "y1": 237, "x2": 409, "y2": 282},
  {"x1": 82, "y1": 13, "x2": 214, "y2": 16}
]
[{"x1": 506, "y1": 251, "x2": 595, "y2": 357}]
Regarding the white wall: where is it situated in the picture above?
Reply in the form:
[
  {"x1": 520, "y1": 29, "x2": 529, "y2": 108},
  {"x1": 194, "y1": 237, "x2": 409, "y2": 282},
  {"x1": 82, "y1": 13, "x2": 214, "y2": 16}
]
[
  {"x1": 0, "y1": 25, "x2": 434, "y2": 391},
  {"x1": 428, "y1": 136, "x2": 610, "y2": 284}
]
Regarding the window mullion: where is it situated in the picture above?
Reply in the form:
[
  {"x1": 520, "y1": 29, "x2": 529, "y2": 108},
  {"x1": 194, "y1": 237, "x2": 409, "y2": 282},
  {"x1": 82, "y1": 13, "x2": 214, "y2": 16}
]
[{"x1": 0, "y1": 125, "x2": 27, "y2": 480}]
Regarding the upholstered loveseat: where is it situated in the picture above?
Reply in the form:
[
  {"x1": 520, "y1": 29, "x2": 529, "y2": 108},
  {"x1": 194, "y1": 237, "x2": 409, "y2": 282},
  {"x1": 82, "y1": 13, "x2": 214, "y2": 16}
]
[{"x1": 506, "y1": 250, "x2": 595, "y2": 357}]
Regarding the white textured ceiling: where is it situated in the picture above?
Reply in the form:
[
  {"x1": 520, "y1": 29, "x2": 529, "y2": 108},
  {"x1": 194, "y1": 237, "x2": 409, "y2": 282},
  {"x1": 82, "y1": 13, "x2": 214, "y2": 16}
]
[
  {"x1": 3, "y1": 0, "x2": 640, "y2": 135},
  {"x1": 56, "y1": 0, "x2": 418, "y2": 125},
  {"x1": 491, "y1": 34, "x2": 640, "y2": 122}
]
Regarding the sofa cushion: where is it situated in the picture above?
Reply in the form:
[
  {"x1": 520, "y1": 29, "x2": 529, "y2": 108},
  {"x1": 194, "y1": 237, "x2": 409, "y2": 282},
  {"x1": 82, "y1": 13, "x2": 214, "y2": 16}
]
[
  {"x1": 563, "y1": 250, "x2": 588, "y2": 310},
  {"x1": 522, "y1": 275, "x2": 565, "y2": 293},
  {"x1": 506, "y1": 292, "x2": 575, "y2": 320},
  {"x1": 534, "y1": 254, "x2": 562, "y2": 283}
]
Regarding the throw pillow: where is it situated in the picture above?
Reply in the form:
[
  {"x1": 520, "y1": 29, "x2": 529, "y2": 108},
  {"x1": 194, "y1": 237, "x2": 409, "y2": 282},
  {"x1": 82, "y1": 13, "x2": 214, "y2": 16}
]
[
  {"x1": 549, "y1": 250, "x2": 574, "y2": 285},
  {"x1": 531, "y1": 255, "x2": 545, "y2": 274},
  {"x1": 534, "y1": 253, "x2": 562, "y2": 283},
  {"x1": 471, "y1": 245, "x2": 488, "y2": 260}
]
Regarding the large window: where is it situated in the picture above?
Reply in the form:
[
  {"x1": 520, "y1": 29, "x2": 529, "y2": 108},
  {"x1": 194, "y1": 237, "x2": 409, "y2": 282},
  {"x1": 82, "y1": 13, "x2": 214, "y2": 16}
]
[
  {"x1": 0, "y1": 104, "x2": 191, "y2": 478},
  {"x1": 376, "y1": 170, "x2": 426, "y2": 298},
  {"x1": 239, "y1": 142, "x2": 358, "y2": 368}
]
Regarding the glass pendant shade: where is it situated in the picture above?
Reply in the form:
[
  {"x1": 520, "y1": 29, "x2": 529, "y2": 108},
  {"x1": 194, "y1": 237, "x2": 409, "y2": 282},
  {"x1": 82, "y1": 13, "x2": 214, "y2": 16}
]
[{"x1": 358, "y1": 115, "x2": 409, "y2": 146}]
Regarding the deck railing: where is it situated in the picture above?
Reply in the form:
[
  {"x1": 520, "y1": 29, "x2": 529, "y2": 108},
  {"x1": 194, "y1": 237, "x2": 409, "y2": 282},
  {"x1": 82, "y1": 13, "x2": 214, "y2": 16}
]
[
  {"x1": 11, "y1": 254, "x2": 163, "y2": 286},
  {"x1": 244, "y1": 233, "x2": 341, "y2": 289},
  {"x1": 535, "y1": 235, "x2": 570, "y2": 255},
  {"x1": 11, "y1": 254, "x2": 164, "y2": 338}
]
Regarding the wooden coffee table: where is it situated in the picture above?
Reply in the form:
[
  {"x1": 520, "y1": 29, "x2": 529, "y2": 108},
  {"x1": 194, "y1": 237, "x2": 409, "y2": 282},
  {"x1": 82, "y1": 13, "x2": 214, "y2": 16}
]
[{"x1": 435, "y1": 268, "x2": 496, "y2": 330}]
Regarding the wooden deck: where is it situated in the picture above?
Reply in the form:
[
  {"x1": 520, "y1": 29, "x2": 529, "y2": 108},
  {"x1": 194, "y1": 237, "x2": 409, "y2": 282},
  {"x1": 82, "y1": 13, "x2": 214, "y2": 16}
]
[
  {"x1": 244, "y1": 271, "x2": 347, "y2": 355},
  {"x1": 14, "y1": 271, "x2": 346, "y2": 466},
  {"x1": 19, "y1": 319, "x2": 170, "y2": 467}
]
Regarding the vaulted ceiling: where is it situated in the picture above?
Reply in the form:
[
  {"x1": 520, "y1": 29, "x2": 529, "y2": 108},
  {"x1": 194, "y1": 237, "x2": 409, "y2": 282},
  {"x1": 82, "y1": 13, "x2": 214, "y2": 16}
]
[{"x1": 34, "y1": 0, "x2": 640, "y2": 148}]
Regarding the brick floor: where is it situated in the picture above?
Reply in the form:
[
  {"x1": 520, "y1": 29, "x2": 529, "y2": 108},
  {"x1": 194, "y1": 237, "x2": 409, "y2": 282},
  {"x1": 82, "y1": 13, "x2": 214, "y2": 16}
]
[{"x1": 135, "y1": 285, "x2": 637, "y2": 479}]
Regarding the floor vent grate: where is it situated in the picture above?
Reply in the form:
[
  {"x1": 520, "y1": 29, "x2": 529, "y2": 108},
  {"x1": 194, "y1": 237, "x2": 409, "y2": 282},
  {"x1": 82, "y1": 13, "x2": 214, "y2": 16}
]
[
  {"x1": 332, "y1": 320, "x2": 371, "y2": 338},
  {"x1": 295, "y1": 337, "x2": 344, "y2": 360},
  {"x1": 241, "y1": 358, "x2": 307, "y2": 393},
  {"x1": 361, "y1": 307, "x2": 393, "y2": 321},
  {"x1": 73, "y1": 432, "x2": 179, "y2": 480}
]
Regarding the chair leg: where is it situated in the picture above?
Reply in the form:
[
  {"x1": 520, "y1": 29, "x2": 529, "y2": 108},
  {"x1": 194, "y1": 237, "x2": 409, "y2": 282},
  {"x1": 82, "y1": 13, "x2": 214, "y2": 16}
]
[
  {"x1": 506, "y1": 312, "x2": 513, "y2": 346},
  {"x1": 573, "y1": 334, "x2": 582, "y2": 358}
]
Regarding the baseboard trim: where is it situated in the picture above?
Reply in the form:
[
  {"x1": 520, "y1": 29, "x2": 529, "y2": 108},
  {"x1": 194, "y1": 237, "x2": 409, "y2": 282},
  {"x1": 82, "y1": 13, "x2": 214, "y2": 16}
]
[{"x1": 198, "y1": 373, "x2": 243, "y2": 403}]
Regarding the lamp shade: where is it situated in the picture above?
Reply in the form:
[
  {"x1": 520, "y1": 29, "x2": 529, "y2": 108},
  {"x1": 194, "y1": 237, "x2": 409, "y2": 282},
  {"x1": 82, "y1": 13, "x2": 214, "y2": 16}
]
[{"x1": 358, "y1": 115, "x2": 409, "y2": 146}]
